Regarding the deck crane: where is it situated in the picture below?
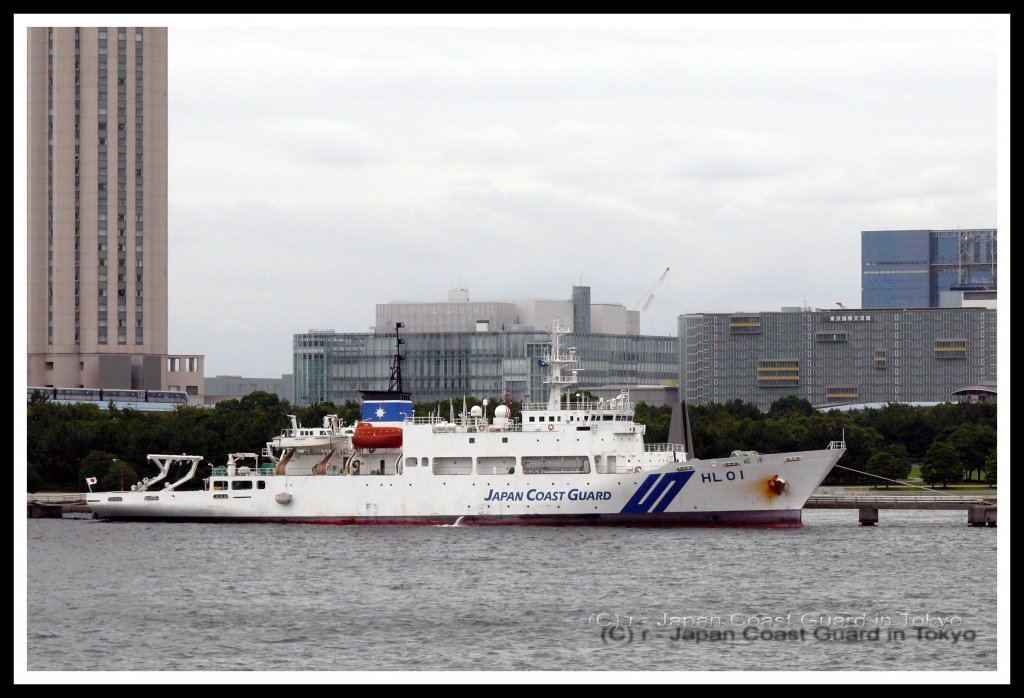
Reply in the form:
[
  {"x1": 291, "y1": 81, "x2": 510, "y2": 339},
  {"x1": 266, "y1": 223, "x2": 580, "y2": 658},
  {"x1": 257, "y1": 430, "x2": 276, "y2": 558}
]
[{"x1": 637, "y1": 267, "x2": 670, "y2": 311}]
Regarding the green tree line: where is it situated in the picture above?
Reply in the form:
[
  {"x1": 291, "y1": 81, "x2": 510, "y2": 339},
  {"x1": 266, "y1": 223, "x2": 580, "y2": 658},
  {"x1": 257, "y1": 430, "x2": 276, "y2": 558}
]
[{"x1": 26, "y1": 391, "x2": 995, "y2": 492}]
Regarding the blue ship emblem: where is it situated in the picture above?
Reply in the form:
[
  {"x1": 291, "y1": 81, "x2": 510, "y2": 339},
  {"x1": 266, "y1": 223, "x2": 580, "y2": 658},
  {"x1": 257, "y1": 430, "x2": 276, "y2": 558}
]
[{"x1": 619, "y1": 472, "x2": 694, "y2": 514}]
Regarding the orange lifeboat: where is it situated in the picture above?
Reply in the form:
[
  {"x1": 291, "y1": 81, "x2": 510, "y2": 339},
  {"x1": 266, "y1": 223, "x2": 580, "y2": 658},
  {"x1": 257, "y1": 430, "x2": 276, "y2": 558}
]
[{"x1": 352, "y1": 421, "x2": 403, "y2": 450}]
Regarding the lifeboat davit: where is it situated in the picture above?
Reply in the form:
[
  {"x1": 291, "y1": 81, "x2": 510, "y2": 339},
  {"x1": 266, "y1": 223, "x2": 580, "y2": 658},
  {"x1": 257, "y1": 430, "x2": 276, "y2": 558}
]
[{"x1": 352, "y1": 421, "x2": 403, "y2": 450}]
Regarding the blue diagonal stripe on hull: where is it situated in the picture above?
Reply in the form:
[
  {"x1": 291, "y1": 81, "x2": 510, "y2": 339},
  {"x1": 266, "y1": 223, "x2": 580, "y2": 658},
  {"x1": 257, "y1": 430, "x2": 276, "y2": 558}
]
[
  {"x1": 651, "y1": 472, "x2": 693, "y2": 512},
  {"x1": 620, "y1": 474, "x2": 661, "y2": 513},
  {"x1": 620, "y1": 471, "x2": 694, "y2": 514}
]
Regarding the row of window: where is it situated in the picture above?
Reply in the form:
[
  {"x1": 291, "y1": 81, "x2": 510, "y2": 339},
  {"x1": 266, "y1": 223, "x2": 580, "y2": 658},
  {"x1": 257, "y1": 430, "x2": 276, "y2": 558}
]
[
  {"x1": 167, "y1": 357, "x2": 200, "y2": 373},
  {"x1": 211, "y1": 480, "x2": 266, "y2": 491}
]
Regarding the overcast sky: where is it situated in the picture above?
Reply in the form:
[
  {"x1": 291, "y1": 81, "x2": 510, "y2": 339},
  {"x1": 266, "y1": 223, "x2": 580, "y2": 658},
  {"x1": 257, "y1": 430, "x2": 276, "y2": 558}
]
[{"x1": 17, "y1": 15, "x2": 1008, "y2": 378}]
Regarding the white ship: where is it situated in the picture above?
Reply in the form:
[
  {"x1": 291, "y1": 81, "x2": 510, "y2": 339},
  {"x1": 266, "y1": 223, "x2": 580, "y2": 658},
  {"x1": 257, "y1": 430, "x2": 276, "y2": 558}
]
[{"x1": 87, "y1": 323, "x2": 845, "y2": 526}]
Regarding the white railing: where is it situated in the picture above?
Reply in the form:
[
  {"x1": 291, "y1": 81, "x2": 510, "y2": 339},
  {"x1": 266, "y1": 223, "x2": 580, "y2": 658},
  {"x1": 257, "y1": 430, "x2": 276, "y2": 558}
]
[
  {"x1": 807, "y1": 494, "x2": 991, "y2": 506},
  {"x1": 644, "y1": 443, "x2": 686, "y2": 452},
  {"x1": 426, "y1": 421, "x2": 525, "y2": 433},
  {"x1": 827, "y1": 440, "x2": 847, "y2": 450},
  {"x1": 521, "y1": 400, "x2": 636, "y2": 413}
]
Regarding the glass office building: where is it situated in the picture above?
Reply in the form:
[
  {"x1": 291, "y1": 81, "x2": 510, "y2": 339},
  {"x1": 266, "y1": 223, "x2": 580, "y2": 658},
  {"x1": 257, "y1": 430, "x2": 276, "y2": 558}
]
[
  {"x1": 678, "y1": 307, "x2": 996, "y2": 411},
  {"x1": 295, "y1": 285, "x2": 676, "y2": 405},
  {"x1": 294, "y1": 329, "x2": 677, "y2": 406},
  {"x1": 861, "y1": 229, "x2": 996, "y2": 308}
]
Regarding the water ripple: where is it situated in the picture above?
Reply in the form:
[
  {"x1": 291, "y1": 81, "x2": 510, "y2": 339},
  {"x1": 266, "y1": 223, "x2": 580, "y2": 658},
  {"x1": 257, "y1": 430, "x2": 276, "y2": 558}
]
[{"x1": 25, "y1": 510, "x2": 996, "y2": 672}]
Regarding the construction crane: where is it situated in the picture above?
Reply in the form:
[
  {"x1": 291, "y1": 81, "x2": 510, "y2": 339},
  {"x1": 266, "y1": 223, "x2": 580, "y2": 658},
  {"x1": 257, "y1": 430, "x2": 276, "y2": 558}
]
[{"x1": 637, "y1": 267, "x2": 670, "y2": 311}]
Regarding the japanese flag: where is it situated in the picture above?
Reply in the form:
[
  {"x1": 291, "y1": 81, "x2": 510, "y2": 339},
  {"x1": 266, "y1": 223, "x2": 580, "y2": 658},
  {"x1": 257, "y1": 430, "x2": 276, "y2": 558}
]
[{"x1": 86, "y1": 477, "x2": 98, "y2": 485}]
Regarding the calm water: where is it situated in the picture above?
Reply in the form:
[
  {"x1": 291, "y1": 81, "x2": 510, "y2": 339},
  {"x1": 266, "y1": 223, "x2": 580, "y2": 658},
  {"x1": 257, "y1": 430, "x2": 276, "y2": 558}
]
[{"x1": 24, "y1": 510, "x2": 997, "y2": 674}]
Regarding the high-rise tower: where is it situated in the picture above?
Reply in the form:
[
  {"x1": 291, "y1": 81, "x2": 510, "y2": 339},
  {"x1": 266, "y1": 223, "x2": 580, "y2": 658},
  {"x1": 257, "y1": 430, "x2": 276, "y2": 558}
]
[{"x1": 27, "y1": 27, "x2": 169, "y2": 389}]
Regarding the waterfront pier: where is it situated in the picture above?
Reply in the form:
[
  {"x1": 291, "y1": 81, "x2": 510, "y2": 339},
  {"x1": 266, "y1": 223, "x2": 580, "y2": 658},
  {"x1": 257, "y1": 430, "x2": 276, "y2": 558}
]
[
  {"x1": 805, "y1": 493, "x2": 996, "y2": 526},
  {"x1": 27, "y1": 494, "x2": 90, "y2": 518}
]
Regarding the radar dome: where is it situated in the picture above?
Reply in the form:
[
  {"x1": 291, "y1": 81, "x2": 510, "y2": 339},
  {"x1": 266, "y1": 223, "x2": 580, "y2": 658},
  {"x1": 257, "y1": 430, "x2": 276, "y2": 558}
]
[
  {"x1": 494, "y1": 405, "x2": 509, "y2": 418},
  {"x1": 470, "y1": 405, "x2": 483, "y2": 417}
]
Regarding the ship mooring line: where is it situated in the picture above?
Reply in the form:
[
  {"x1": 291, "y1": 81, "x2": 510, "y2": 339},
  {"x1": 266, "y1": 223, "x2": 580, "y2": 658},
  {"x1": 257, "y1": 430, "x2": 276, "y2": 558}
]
[{"x1": 831, "y1": 464, "x2": 967, "y2": 496}]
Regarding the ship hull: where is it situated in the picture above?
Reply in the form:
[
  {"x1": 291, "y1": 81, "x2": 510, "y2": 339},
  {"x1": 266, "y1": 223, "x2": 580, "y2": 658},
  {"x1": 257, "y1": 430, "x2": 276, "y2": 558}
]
[{"x1": 87, "y1": 447, "x2": 840, "y2": 527}]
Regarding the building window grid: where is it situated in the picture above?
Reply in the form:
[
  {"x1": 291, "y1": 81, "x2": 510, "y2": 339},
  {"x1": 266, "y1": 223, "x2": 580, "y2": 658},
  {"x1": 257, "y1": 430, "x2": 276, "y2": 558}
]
[
  {"x1": 47, "y1": 28, "x2": 54, "y2": 344},
  {"x1": 116, "y1": 29, "x2": 127, "y2": 344}
]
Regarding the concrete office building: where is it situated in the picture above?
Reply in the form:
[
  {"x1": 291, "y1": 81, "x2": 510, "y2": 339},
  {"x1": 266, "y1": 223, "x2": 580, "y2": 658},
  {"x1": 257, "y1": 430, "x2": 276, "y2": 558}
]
[
  {"x1": 861, "y1": 228, "x2": 997, "y2": 308},
  {"x1": 27, "y1": 27, "x2": 167, "y2": 386},
  {"x1": 26, "y1": 27, "x2": 203, "y2": 401},
  {"x1": 374, "y1": 286, "x2": 640, "y2": 336},
  {"x1": 678, "y1": 307, "x2": 996, "y2": 411},
  {"x1": 204, "y1": 374, "x2": 295, "y2": 405},
  {"x1": 295, "y1": 287, "x2": 676, "y2": 405}
]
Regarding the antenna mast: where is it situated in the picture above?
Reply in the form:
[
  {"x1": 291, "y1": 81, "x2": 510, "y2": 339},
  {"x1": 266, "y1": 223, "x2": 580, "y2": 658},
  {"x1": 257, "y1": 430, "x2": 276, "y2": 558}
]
[{"x1": 388, "y1": 322, "x2": 405, "y2": 393}]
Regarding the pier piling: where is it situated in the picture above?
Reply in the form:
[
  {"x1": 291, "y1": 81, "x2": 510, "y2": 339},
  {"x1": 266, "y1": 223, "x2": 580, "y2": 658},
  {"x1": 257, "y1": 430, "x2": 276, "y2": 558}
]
[
  {"x1": 28, "y1": 502, "x2": 64, "y2": 518},
  {"x1": 858, "y1": 508, "x2": 879, "y2": 526},
  {"x1": 968, "y1": 505, "x2": 997, "y2": 527}
]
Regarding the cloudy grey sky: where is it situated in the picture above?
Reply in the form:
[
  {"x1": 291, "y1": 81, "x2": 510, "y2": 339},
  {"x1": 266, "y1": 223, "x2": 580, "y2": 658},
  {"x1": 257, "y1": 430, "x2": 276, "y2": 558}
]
[{"x1": 18, "y1": 15, "x2": 1008, "y2": 378}]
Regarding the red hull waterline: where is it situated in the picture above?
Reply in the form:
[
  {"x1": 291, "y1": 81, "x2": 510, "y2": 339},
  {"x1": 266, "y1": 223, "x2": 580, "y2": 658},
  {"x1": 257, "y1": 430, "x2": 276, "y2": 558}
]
[{"x1": 96, "y1": 510, "x2": 805, "y2": 527}]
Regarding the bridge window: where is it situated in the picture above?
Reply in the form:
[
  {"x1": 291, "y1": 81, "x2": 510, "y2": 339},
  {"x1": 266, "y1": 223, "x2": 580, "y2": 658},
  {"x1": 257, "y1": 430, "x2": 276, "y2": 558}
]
[
  {"x1": 231, "y1": 480, "x2": 252, "y2": 490},
  {"x1": 212, "y1": 480, "x2": 227, "y2": 491},
  {"x1": 257, "y1": 481, "x2": 266, "y2": 489}
]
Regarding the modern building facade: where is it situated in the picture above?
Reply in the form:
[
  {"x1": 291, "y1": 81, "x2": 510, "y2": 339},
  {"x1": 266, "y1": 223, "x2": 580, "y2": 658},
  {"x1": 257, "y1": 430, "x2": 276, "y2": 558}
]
[
  {"x1": 295, "y1": 330, "x2": 678, "y2": 406},
  {"x1": 165, "y1": 354, "x2": 206, "y2": 404},
  {"x1": 295, "y1": 287, "x2": 675, "y2": 405},
  {"x1": 374, "y1": 286, "x2": 640, "y2": 336},
  {"x1": 678, "y1": 307, "x2": 996, "y2": 411},
  {"x1": 590, "y1": 384, "x2": 678, "y2": 408},
  {"x1": 26, "y1": 27, "x2": 201, "y2": 395},
  {"x1": 861, "y1": 228, "x2": 997, "y2": 308}
]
